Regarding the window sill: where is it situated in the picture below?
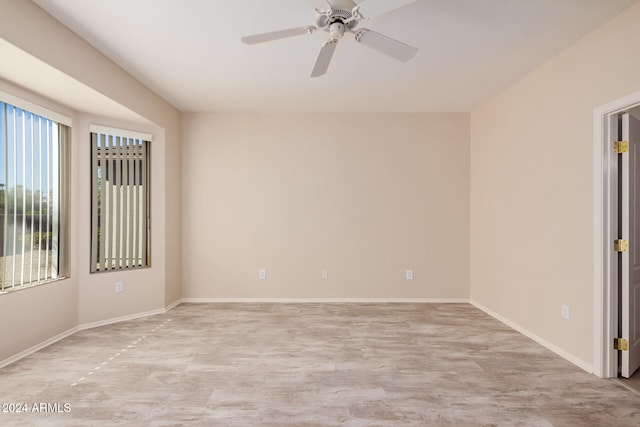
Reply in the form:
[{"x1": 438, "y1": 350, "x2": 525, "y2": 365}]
[{"x1": 0, "y1": 277, "x2": 69, "y2": 296}]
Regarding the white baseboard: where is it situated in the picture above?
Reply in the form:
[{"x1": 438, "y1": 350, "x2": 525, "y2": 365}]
[
  {"x1": 181, "y1": 297, "x2": 469, "y2": 303},
  {"x1": 1, "y1": 300, "x2": 182, "y2": 369},
  {"x1": 79, "y1": 299, "x2": 182, "y2": 330},
  {"x1": 79, "y1": 307, "x2": 168, "y2": 330},
  {"x1": 0, "y1": 326, "x2": 78, "y2": 369},
  {"x1": 165, "y1": 298, "x2": 182, "y2": 311},
  {"x1": 470, "y1": 300, "x2": 594, "y2": 374}
]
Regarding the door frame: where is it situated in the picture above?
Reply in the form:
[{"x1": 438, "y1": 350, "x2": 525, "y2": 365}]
[{"x1": 594, "y1": 90, "x2": 640, "y2": 378}]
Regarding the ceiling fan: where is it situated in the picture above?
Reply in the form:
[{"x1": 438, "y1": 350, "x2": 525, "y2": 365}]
[{"x1": 241, "y1": 0, "x2": 422, "y2": 77}]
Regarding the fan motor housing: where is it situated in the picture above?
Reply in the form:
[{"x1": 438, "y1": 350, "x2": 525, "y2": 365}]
[
  {"x1": 316, "y1": 1, "x2": 359, "y2": 30},
  {"x1": 327, "y1": 0, "x2": 357, "y2": 9}
]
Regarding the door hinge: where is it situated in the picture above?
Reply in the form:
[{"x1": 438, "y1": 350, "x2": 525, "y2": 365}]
[
  {"x1": 614, "y1": 239, "x2": 629, "y2": 252},
  {"x1": 614, "y1": 140, "x2": 629, "y2": 153},
  {"x1": 614, "y1": 338, "x2": 629, "y2": 351}
]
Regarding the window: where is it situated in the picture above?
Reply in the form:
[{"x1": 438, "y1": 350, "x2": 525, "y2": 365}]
[
  {"x1": 90, "y1": 126, "x2": 150, "y2": 273},
  {"x1": 0, "y1": 100, "x2": 69, "y2": 292}
]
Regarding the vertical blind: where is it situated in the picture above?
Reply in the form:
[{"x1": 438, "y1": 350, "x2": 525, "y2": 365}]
[
  {"x1": 0, "y1": 101, "x2": 66, "y2": 291},
  {"x1": 90, "y1": 130, "x2": 150, "y2": 272}
]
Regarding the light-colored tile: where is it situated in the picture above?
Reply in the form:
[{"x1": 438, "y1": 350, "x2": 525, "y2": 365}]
[{"x1": 0, "y1": 303, "x2": 638, "y2": 426}]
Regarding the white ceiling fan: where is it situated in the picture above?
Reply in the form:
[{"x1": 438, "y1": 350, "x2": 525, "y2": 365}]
[{"x1": 241, "y1": 0, "x2": 422, "y2": 77}]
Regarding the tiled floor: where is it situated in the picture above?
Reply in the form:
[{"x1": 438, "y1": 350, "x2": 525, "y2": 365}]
[
  {"x1": 0, "y1": 303, "x2": 639, "y2": 426},
  {"x1": 618, "y1": 369, "x2": 640, "y2": 395}
]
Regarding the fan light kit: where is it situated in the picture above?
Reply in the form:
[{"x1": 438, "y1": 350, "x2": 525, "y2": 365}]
[{"x1": 241, "y1": 0, "x2": 422, "y2": 77}]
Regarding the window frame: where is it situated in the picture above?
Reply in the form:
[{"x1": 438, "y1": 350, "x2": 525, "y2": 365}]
[
  {"x1": 0, "y1": 91, "x2": 70, "y2": 294},
  {"x1": 89, "y1": 124, "x2": 152, "y2": 274}
]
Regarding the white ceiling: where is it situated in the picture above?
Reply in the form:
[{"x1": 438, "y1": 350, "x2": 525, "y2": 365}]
[{"x1": 32, "y1": 0, "x2": 638, "y2": 113}]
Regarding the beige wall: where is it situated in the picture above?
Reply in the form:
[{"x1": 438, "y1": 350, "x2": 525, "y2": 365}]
[
  {"x1": 2, "y1": 0, "x2": 638, "y2": 375},
  {"x1": 74, "y1": 114, "x2": 168, "y2": 325},
  {"x1": 181, "y1": 113, "x2": 469, "y2": 299},
  {"x1": 0, "y1": 0, "x2": 181, "y2": 363},
  {"x1": 470, "y1": 1, "x2": 640, "y2": 368},
  {"x1": 0, "y1": 80, "x2": 78, "y2": 364}
]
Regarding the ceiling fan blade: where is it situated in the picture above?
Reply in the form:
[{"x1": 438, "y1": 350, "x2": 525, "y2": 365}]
[
  {"x1": 355, "y1": 29, "x2": 417, "y2": 62},
  {"x1": 311, "y1": 40, "x2": 338, "y2": 77},
  {"x1": 241, "y1": 26, "x2": 316, "y2": 45},
  {"x1": 354, "y1": 0, "x2": 421, "y2": 19}
]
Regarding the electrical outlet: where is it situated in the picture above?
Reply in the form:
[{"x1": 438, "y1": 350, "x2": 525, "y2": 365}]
[
  {"x1": 115, "y1": 281, "x2": 124, "y2": 293},
  {"x1": 405, "y1": 269, "x2": 414, "y2": 280},
  {"x1": 321, "y1": 270, "x2": 328, "y2": 279},
  {"x1": 258, "y1": 269, "x2": 267, "y2": 280},
  {"x1": 561, "y1": 305, "x2": 569, "y2": 319}
]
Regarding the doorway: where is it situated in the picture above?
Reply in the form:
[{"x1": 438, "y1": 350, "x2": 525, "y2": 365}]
[
  {"x1": 617, "y1": 109, "x2": 640, "y2": 385},
  {"x1": 595, "y1": 92, "x2": 640, "y2": 380}
]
